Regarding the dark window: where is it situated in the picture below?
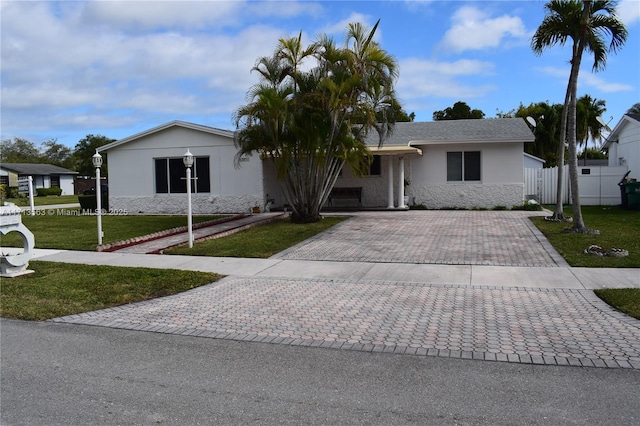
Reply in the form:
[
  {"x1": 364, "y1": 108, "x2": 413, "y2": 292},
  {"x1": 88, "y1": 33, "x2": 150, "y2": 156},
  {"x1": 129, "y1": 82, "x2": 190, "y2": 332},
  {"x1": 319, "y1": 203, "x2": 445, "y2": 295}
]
[
  {"x1": 0, "y1": 176, "x2": 8, "y2": 186},
  {"x1": 50, "y1": 175, "x2": 60, "y2": 188},
  {"x1": 447, "y1": 151, "x2": 481, "y2": 182},
  {"x1": 367, "y1": 155, "x2": 381, "y2": 176},
  {"x1": 447, "y1": 152, "x2": 463, "y2": 181},
  {"x1": 463, "y1": 151, "x2": 481, "y2": 181},
  {"x1": 195, "y1": 157, "x2": 210, "y2": 192},
  {"x1": 155, "y1": 159, "x2": 168, "y2": 193},
  {"x1": 155, "y1": 156, "x2": 210, "y2": 194},
  {"x1": 169, "y1": 158, "x2": 187, "y2": 193}
]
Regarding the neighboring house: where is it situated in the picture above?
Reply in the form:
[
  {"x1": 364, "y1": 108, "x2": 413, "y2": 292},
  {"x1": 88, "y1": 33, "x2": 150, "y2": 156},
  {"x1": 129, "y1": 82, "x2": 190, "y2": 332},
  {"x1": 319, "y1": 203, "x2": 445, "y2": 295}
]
[
  {"x1": 329, "y1": 118, "x2": 534, "y2": 209},
  {"x1": 102, "y1": 118, "x2": 534, "y2": 214},
  {"x1": 524, "y1": 153, "x2": 545, "y2": 169},
  {"x1": 603, "y1": 113, "x2": 640, "y2": 181},
  {"x1": 98, "y1": 121, "x2": 264, "y2": 214},
  {"x1": 0, "y1": 163, "x2": 78, "y2": 195}
]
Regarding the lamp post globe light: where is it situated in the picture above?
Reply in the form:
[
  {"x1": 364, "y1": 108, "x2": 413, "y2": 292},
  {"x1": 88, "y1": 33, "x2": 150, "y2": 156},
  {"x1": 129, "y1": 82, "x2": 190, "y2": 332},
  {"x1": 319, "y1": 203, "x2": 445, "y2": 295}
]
[
  {"x1": 183, "y1": 149, "x2": 194, "y2": 248},
  {"x1": 92, "y1": 151, "x2": 103, "y2": 245}
]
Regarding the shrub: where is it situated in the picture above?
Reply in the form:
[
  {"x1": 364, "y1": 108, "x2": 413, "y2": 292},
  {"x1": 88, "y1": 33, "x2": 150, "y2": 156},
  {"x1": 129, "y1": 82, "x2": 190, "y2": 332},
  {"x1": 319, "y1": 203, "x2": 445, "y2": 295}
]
[
  {"x1": 512, "y1": 200, "x2": 543, "y2": 211},
  {"x1": 78, "y1": 194, "x2": 109, "y2": 211},
  {"x1": 4, "y1": 187, "x2": 24, "y2": 198},
  {"x1": 36, "y1": 187, "x2": 62, "y2": 196}
]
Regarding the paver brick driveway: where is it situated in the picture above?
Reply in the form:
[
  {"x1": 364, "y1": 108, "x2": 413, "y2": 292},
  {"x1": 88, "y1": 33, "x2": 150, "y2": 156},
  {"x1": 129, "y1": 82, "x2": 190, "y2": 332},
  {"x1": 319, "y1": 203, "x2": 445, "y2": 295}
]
[
  {"x1": 52, "y1": 211, "x2": 640, "y2": 368},
  {"x1": 276, "y1": 211, "x2": 564, "y2": 267}
]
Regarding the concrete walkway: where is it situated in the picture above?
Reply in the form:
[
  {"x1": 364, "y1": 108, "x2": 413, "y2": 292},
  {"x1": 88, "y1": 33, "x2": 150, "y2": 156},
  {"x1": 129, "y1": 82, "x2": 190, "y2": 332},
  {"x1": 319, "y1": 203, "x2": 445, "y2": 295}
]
[{"x1": 28, "y1": 211, "x2": 640, "y2": 369}]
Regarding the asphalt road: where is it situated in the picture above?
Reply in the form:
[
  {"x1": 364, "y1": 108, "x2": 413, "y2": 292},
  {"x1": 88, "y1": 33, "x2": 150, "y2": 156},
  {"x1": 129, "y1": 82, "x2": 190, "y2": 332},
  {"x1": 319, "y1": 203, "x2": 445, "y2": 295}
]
[{"x1": 1, "y1": 319, "x2": 639, "y2": 425}]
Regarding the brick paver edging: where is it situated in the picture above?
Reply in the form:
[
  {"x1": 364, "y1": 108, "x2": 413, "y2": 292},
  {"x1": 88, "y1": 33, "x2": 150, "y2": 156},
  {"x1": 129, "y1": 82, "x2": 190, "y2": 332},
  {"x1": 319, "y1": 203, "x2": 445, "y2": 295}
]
[
  {"x1": 50, "y1": 277, "x2": 640, "y2": 369},
  {"x1": 97, "y1": 215, "x2": 247, "y2": 252}
]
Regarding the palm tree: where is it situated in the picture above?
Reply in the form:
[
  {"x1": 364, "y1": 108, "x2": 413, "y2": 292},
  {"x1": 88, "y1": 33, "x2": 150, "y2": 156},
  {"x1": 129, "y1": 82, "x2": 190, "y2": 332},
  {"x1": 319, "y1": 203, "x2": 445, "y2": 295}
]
[
  {"x1": 532, "y1": 0, "x2": 627, "y2": 231},
  {"x1": 234, "y1": 20, "x2": 399, "y2": 223},
  {"x1": 576, "y1": 94, "x2": 606, "y2": 164}
]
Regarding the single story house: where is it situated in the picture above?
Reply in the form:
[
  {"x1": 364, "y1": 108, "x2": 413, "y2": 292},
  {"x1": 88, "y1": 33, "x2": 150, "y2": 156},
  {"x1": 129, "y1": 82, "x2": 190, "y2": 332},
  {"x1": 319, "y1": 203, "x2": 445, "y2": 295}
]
[
  {"x1": 603, "y1": 113, "x2": 640, "y2": 181},
  {"x1": 98, "y1": 121, "x2": 263, "y2": 214},
  {"x1": 0, "y1": 163, "x2": 78, "y2": 195},
  {"x1": 99, "y1": 118, "x2": 534, "y2": 214},
  {"x1": 327, "y1": 118, "x2": 535, "y2": 209}
]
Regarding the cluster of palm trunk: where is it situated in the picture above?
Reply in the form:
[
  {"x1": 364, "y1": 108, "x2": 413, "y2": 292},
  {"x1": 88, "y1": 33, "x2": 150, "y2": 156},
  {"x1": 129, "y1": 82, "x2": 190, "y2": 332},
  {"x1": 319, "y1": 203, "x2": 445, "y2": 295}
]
[{"x1": 233, "y1": 21, "x2": 399, "y2": 223}]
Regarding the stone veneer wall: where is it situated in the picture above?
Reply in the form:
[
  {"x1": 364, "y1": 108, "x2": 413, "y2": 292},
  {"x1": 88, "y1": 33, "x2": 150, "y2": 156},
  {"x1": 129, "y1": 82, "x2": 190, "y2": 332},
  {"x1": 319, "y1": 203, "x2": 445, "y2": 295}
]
[
  {"x1": 410, "y1": 184, "x2": 524, "y2": 209},
  {"x1": 110, "y1": 195, "x2": 263, "y2": 214}
]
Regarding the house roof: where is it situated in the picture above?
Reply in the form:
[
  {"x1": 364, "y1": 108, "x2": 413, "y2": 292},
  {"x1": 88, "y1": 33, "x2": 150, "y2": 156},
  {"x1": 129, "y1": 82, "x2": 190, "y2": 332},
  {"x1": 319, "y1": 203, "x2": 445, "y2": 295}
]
[
  {"x1": 524, "y1": 153, "x2": 545, "y2": 164},
  {"x1": 99, "y1": 120, "x2": 235, "y2": 152},
  {"x1": 0, "y1": 163, "x2": 78, "y2": 175},
  {"x1": 603, "y1": 113, "x2": 640, "y2": 149},
  {"x1": 366, "y1": 118, "x2": 534, "y2": 148}
]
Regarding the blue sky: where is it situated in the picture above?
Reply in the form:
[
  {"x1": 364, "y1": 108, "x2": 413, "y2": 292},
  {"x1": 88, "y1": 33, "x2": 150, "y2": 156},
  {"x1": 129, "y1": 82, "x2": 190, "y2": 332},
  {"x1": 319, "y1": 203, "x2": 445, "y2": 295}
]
[{"x1": 2, "y1": 0, "x2": 639, "y2": 149}]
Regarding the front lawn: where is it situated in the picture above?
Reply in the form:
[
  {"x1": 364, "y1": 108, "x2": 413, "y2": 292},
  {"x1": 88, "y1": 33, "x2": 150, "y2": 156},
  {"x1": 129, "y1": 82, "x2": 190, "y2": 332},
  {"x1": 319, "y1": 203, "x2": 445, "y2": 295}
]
[
  {"x1": 3, "y1": 195, "x2": 79, "y2": 206},
  {"x1": 530, "y1": 206, "x2": 640, "y2": 267},
  {"x1": 0, "y1": 261, "x2": 221, "y2": 321},
  {"x1": 0, "y1": 211, "x2": 224, "y2": 251},
  {"x1": 166, "y1": 216, "x2": 348, "y2": 258},
  {"x1": 595, "y1": 289, "x2": 640, "y2": 320}
]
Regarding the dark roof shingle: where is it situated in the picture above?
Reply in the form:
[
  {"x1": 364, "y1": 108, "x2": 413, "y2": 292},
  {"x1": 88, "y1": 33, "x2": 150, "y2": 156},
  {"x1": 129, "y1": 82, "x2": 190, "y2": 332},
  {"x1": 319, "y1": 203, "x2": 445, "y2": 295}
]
[
  {"x1": 0, "y1": 163, "x2": 78, "y2": 175},
  {"x1": 366, "y1": 118, "x2": 534, "y2": 147}
]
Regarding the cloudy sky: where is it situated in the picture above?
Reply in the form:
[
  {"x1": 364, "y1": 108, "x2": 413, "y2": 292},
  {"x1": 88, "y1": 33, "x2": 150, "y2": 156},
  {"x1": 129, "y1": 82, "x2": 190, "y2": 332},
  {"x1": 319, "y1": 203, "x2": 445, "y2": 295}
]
[{"x1": 2, "y1": 0, "x2": 639, "y2": 149}]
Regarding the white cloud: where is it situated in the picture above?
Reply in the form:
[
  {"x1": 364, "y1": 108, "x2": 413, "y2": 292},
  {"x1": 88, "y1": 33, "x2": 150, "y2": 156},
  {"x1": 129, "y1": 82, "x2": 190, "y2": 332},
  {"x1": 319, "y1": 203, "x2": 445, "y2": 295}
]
[
  {"x1": 320, "y1": 12, "x2": 377, "y2": 39},
  {"x1": 581, "y1": 73, "x2": 635, "y2": 93},
  {"x1": 80, "y1": 0, "x2": 245, "y2": 31},
  {"x1": 536, "y1": 66, "x2": 634, "y2": 93},
  {"x1": 440, "y1": 6, "x2": 528, "y2": 53},
  {"x1": 617, "y1": 0, "x2": 640, "y2": 26},
  {"x1": 397, "y1": 58, "x2": 495, "y2": 100},
  {"x1": 0, "y1": 1, "x2": 286, "y2": 135}
]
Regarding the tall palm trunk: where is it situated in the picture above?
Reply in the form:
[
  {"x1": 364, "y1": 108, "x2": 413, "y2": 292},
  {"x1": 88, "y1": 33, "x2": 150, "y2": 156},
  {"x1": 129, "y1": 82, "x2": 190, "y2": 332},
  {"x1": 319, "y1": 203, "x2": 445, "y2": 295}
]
[
  {"x1": 567, "y1": 1, "x2": 591, "y2": 233},
  {"x1": 551, "y1": 81, "x2": 571, "y2": 221}
]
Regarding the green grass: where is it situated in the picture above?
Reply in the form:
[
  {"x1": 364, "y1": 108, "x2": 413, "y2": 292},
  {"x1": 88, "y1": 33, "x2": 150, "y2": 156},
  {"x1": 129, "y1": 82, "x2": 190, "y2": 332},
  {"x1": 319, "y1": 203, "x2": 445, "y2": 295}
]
[
  {"x1": 0, "y1": 211, "x2": 224, "y2": 251},
  {"x1": 0, "y1": 260, "x2": 221, "y2": 321},
  {"x1": 530, "y1": 206, "x2": 640, "y2": 267},
  {"x1": 594, "y1": 289, "x2": 640, "y2": 320},
  {"x1": 532, "y1": 206, "x2": 639, "y2": 319},
  {"x1": 3, "y1": 195, "x2": 80, "y2": 206},
  {"x1": 166, "y1": 216, "x2": 348, "y2": 258}
]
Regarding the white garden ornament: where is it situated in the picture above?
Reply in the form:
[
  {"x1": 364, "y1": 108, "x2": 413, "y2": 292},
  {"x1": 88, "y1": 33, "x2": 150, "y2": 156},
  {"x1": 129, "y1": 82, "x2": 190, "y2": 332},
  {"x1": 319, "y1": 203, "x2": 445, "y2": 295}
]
[{"x1": 0, "y1": 203, "x2": 35, "y2": 277}]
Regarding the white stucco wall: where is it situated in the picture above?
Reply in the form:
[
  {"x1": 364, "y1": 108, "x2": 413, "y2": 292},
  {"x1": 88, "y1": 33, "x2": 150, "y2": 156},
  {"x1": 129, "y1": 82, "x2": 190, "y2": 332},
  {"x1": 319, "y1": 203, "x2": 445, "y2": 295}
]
[
  {"x1": 407, "y1": 142, "x2": 525, "y2": 209},
  {"x1": 317, "y1": 141, "x2": 527, "y2": 209},
  {"x1": 106, "y1": 126, "x2": 264, "y2": 214},
  {"x1": 608, "y1": 121, "x2": 640, "y2": 180}
]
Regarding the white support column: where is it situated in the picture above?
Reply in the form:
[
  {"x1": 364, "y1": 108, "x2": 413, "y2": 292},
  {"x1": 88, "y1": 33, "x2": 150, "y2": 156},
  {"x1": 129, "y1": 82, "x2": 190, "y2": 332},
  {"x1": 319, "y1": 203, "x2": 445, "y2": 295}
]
[
  {"x1": 387, "y1": 156, "x2": 395, "y2": 209},
  {"x1": 398, "y1": 156, "x2": 405, "y2": 208}
]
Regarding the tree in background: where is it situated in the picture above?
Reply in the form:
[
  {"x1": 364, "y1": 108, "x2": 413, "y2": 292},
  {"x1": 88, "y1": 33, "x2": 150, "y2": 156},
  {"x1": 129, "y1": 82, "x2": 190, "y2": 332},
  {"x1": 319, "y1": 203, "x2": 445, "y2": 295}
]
[
  {"x1": 506, "y1": 101, "x2": 564, "y2": 167},
  {"x1": 41, "y1": 139, "x2": 74, "y2": 169},
  {"x1": 627, "y1": 103, "x2": 640, "y2": 115},
  {"x1": 0, "y1": 138, "x2": 43, "y2": 163},
  {"x1": 576, "y1": 95, "x2": 607, "y2": 158},
  {"x1": 235, "y1": 21, "x2": 399, "y2": 223},
  {"x1": 532, "y1": 0, "x2": 627, "y2": 231},
  {"x1": 72, "y1": 134, "x2": 115, "y2": 176},
  {"x1": 433, "y1": 101, "x2": 485, "y2": 121}
]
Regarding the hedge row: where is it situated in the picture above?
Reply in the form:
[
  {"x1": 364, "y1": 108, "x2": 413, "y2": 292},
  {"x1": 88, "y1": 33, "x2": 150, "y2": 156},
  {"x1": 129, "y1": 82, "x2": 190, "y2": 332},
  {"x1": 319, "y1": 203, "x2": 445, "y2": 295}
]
[{"x1": 78, "y1": 194, "x2": 109, "y2": 210}]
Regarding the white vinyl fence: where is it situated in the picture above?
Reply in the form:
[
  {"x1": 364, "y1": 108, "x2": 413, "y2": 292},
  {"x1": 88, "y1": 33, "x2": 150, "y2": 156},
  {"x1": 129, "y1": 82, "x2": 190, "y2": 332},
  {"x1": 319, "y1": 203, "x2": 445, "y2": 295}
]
[{"x1": 524, "y1": 165, "x2": 629, "y2": 205}]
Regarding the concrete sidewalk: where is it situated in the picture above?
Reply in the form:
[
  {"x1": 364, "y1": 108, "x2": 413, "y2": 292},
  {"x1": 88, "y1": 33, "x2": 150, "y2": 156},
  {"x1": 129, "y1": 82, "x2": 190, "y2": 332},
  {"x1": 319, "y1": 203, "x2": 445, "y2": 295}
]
[{"x1": 31, "y1": 248, "x2": 640, "y2": 290}]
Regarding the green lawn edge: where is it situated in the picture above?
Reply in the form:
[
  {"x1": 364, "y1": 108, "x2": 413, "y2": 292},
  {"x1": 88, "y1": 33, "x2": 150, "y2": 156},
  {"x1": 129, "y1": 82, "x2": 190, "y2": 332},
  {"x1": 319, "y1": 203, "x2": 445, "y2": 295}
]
[{"x1": 0, "y1": 260, "x2": 222, "y2": 321}]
